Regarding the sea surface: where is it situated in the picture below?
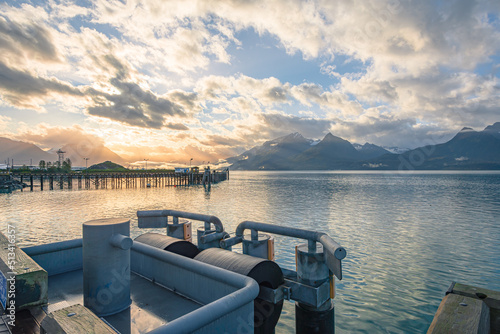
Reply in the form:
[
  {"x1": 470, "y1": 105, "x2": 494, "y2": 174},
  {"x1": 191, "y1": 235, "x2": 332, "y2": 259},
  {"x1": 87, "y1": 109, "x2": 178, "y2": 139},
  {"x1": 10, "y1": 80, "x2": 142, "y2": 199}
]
[{"x1": 1, "y1": 171, "x2": 500, "y2": 333}]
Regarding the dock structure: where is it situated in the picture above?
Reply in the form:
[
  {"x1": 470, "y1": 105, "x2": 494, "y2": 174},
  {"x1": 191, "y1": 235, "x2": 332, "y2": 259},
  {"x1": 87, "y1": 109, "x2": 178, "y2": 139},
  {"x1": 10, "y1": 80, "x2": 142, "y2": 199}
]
[
  {"x1": 10, "y1": 170, "x2": 229, "y2": 191},
  {"x1": 428, "y1": 282, "x2": 500, "y2": 333},
  {"x1": 5, "y1": 210, "x2": 346, "y2": 333}
]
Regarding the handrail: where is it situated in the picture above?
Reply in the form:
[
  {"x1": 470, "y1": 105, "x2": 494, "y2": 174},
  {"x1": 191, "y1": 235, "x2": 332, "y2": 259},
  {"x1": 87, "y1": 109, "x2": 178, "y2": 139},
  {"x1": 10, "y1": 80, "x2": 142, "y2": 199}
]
[
  {"x1": 221, "y1": 221, "x2": 346, "y2": 280},
  {"x1": 22, "y1": 238, "x2": 83, "y2": 256},
  {"x1": 137, "y1": 209, "x2": 224, "y2": 233},
  {"x1": 131, "y1": 241, "x2": 259, "y2": 334}
]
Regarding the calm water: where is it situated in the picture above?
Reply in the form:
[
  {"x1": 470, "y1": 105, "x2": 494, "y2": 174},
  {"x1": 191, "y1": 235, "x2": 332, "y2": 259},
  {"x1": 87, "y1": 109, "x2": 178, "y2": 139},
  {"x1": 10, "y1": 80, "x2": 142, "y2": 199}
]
[{"x1": 1, "y1": 171, "x2": 500, "y2": 333}]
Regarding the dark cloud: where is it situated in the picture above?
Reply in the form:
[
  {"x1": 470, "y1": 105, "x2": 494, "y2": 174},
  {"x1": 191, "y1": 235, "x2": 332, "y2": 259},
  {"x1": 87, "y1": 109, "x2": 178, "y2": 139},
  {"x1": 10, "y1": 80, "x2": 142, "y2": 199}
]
[
  {"x1": 0, "y1": 61, "x2": 82, "y2": 108},
  {"x1": 83, "y1": 47, "x2": 192, "y2": 129},
  {"x1": 0, "y1": 16, "x2": 60, "y2": 63},
  {"x1": 168, "y1": 90, "x2": 199, "y2": 111},
  {"x1": 165, "y1": 123, "x2": 189, "y2": 131},
  {"x1": 200, "y1": 134, "x2": 246, "y2": 147},
  {"x1": 86, "y1": 80, "x2": 188, "y2": 129},
  {"x1": 264, "y1": 86, "x2": 288, "y2": 102}
]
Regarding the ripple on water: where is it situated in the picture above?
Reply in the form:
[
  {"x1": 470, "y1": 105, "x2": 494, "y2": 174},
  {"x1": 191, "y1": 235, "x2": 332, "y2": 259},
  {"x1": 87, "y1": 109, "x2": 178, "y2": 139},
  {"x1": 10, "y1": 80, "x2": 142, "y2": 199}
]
[{"x1": 1, "y1": 171, "x2": 499, "y2": 333}]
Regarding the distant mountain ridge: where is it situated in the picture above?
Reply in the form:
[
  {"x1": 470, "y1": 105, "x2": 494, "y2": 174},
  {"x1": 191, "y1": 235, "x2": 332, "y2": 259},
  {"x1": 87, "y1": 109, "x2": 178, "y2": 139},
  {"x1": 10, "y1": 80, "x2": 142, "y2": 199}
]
[
  {"x1": 374, "y1": 124, "x2": 500, "y2": 170},
  {"x1": 229, "y1": 122, "x2": 500, "y2": 170},
  {"x1": 0, "y1": 137, "x2": 125, "y2": 167},
  {"x1": 0, "y1": 137, "x2": 55, "y2": 165},
  {"x1": 230, "y1": 132, "x2": 391, "y2": 170}
]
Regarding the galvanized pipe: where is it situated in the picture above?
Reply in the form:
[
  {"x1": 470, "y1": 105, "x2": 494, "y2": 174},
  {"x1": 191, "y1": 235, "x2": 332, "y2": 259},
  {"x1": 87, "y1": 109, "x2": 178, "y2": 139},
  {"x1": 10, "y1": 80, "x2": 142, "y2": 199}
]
[
  {"x1": 131, "y1": 241, "x2": 260, "y2": 334},
  {"x1": 137, "y1": 209, "x2": 224, "y2": 233},
  {"x1": 221, "y1": 221, "x2": 346, "y2": 280}
]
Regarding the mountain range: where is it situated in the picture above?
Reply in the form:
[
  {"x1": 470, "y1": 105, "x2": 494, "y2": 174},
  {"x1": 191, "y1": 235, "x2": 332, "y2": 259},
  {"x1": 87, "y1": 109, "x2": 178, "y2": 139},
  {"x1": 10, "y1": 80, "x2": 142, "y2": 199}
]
[
  {"x1": 0, "y1": 137, "x2": 125, "y2": 167},
  {"x1": 229, "y1": 122, "x2": 500, "y2": 170},
  {"x1": 2, "y1": 122, "x2": 499, "y2": 170}
]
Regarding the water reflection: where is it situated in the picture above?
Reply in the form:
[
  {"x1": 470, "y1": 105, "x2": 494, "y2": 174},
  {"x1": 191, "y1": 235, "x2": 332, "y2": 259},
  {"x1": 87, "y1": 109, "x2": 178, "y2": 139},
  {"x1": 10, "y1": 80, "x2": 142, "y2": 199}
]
[{"x1": 1, "y1": 171, "x2": 499, "y2": 333}]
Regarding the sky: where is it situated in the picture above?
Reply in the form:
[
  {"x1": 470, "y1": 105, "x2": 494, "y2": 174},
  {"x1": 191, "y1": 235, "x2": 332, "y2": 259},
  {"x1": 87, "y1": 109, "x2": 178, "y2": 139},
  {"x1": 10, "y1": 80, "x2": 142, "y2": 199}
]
[{"x1": 0, "y1": 0, "x2": 499, "y2": 166}]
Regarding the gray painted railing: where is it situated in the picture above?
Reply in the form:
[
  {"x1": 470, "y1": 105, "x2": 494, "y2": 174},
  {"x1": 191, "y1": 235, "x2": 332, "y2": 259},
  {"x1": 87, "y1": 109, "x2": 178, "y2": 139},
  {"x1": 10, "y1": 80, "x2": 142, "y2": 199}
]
[
  {"x1": 23, "y1": 239, "x2": 83, "y2": 276},
  {"x1": 137, "y1": 210, "x2": 224, "y2": 233},
  {"x1": 132, "y1": 241, "x2": 259, "y2": 333},
  {"x1": 221, "y1": 221, "x2": 346, "y2": 280}
]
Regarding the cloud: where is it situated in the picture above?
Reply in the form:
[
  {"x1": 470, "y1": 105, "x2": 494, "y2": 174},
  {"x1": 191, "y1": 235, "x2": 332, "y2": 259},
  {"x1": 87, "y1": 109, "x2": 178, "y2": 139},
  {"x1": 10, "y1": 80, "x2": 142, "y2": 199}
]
[
  {"x1": 165, "y1": 123, "x2": 189, "y2": 131},
  {"x1": 1, "y1": 0, "x2": 500, "y2": 158},
  {"x1": 0, "y1": 115, "x2": 11, "y2": 131},
  {"x1": 200, "y1": 134, "x2": 246, "y2": 147},
  {"x1": 85, "y1": 81, "x2": 188, "y2": 129},
  {"x1": 12, "y1": 124, "x2": 104, "y2": 149},
  {"x1": 229, "y1": 112, "x2": 334, "y2": 142},
  {"x1": 0, "y1": 62, "x2": 83, "y2": 111},
  {"x1": 0, "y1": 15, "x2": 60, "y2": 65}
]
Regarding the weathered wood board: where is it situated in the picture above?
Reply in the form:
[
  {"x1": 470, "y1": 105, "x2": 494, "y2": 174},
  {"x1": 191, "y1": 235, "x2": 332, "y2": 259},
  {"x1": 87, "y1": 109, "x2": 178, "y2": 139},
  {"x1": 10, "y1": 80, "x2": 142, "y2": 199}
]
[
  {"x1": 428, "y1": 292, "x2": 490, "y2": 333},
  {"x1": 0, "y1": 231, "x2": 48, "y2": 310},
  {"x1": 40, "y1": 304, "x2": 116, "y2": 334}
]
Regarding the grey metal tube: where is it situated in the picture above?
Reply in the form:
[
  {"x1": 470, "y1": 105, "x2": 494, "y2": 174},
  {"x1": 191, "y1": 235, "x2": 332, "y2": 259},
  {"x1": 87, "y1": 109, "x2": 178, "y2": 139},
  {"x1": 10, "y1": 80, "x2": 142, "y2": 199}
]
[
  {"x1": 199, "y1": 231, "x2": 228, "y2": 243},
  {"x1": 137, "y1": 210, "x2": 224, "y2": 233},
  {"x1": 234, "y1": 221, "x2": 345, "y2": 260},
  {"x1": 110, "y1": 234, "x2": 133, "y2": 250},
  {"x1": 22, "y1": 238, "x2": 82, "y2": 256},
  {"x1": 131, "y1": 241, "x2": 259, "y2": 334},
  {"x1": 223, "y1": 221, "x2": 346, "y2": 280}
]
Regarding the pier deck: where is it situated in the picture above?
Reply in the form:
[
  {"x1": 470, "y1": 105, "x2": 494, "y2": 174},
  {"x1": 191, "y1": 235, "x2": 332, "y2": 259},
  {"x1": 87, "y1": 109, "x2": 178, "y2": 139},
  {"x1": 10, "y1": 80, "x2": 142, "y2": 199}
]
[
  {"x1": 19, "y1": 269, "x2": 203, "y2": 333},
  {"x1": 9, "y1": 170, "x2": 229, "y2": 191}
]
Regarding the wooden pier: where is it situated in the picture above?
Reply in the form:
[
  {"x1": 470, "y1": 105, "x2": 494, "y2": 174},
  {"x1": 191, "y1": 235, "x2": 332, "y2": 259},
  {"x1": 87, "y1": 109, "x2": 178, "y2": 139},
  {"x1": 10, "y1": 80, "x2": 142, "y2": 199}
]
[{"x1": 10, "y1": 170, "x2": 229, "y2": 191}]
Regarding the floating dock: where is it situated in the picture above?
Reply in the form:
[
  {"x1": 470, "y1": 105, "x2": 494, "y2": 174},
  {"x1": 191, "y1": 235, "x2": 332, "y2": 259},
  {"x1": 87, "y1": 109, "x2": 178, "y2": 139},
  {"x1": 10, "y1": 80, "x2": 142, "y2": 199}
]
[{"x1": 0, "y1": 209, "x2": 346, "y2": 333}]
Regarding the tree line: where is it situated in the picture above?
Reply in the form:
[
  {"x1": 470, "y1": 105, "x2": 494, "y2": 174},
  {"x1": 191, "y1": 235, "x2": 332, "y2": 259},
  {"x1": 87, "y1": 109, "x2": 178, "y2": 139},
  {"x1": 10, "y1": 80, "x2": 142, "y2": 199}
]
[{"x1": 37, "y1": 158, "x2": 72, "y2": 173}]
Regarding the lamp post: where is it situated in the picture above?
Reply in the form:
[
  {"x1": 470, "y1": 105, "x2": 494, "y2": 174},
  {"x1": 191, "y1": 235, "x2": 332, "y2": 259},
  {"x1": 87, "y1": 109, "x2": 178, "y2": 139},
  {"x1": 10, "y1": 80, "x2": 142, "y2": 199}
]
[
  {"x1": 84, "y1": 158, "x2": 89, "y2": 169},
  {"x1": 190, "y1": 158, "x2": 193, "y2": 168},
  {"x1": 144, "y1": 159, "x2": 149, "y2": 170}
]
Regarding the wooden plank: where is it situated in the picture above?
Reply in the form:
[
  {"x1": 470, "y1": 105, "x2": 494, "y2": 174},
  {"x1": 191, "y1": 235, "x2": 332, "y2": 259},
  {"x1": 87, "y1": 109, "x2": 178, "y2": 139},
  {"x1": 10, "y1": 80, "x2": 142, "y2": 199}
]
[
  {"x1": 428, "y1": 294, "x2": 490, "y2": 334},
  {"x1": 0, "y1": 231, "x2": 48, "y2": 310},
  {"x1": 41, "y1": 304, "x2": 116, "y2": 334},
  {"x1": 453, "y1": 282, "x2": 500, "y2": 309}
]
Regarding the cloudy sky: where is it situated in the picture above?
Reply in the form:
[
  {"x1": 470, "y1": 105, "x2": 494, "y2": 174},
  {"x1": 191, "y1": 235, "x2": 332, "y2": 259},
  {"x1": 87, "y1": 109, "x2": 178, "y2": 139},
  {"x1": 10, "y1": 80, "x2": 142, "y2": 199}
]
[{"x1": 0, "y1": 0, "x2": 499, "y2": 165}]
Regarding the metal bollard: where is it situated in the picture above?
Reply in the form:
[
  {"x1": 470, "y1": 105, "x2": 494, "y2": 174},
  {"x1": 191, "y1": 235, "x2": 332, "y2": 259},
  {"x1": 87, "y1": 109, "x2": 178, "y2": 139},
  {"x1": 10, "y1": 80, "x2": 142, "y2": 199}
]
[
  {"x1": 83, "y1": 218, "x2": 133, "y2": 317},
  {"x1": 197, "y1": 220, "x2": 220, "y2": 250},
  {"x1": 167, "y1": 218, "x2": 192, "y2": 242},
  {"x1": 295, "y1": 242, "x2": 335, "y2": 334},
  {"x1": 242, "y1": 231, "x2": 274, "y2": 260}
]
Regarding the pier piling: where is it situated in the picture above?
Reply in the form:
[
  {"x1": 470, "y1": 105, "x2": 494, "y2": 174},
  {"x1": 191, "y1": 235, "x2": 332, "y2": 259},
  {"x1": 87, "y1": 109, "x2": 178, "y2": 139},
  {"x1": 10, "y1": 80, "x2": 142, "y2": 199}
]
[{"x1": 10, "y1": 170, "x2": 229, "y2": 192}]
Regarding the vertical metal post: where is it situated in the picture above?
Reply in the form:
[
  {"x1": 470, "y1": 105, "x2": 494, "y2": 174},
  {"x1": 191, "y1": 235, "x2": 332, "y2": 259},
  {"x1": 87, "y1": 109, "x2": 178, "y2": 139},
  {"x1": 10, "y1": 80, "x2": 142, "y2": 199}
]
[
  {"x1": 83, "y1": 218, "x2": 133, "y2": 316},
  {"x1": 295, "y1": 243, "x2": 335, "y2": 334},
  {"x1": 242, "y1": 232, "x2": 272, "y2": 260}
]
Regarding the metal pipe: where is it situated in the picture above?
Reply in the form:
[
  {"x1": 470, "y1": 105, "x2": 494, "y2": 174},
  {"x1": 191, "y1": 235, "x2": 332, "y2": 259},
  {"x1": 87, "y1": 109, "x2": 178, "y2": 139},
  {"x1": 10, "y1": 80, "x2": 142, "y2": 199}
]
[
  {"x1": 199, "y1": 231, "x2": 228, "y2": 244},
  {"x1": 22, "y1": 238, "x2": 83, "y2": 256},
  {"x1": 109, "y1": 234, "x2": 133, "y2": 250},
  {"x1": 137, "y1": 210, "x2": 224, "y2": 233},
  {"x1": 220, "y1": 236, "x2": 242, "y2": 248},
  {"x1": 223, "y1": 221, "x2": 346, "y2": 280},
  {"x1": 131, "y1": 241, "x2": 260, "y2": 334}
]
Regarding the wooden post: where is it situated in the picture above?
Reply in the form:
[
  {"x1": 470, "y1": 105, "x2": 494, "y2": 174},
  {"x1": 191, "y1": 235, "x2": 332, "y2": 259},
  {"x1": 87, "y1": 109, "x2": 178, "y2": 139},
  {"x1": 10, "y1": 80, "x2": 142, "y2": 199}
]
[{"x1": 40, "y1": 175, "x2": 43, "y2": 191}]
